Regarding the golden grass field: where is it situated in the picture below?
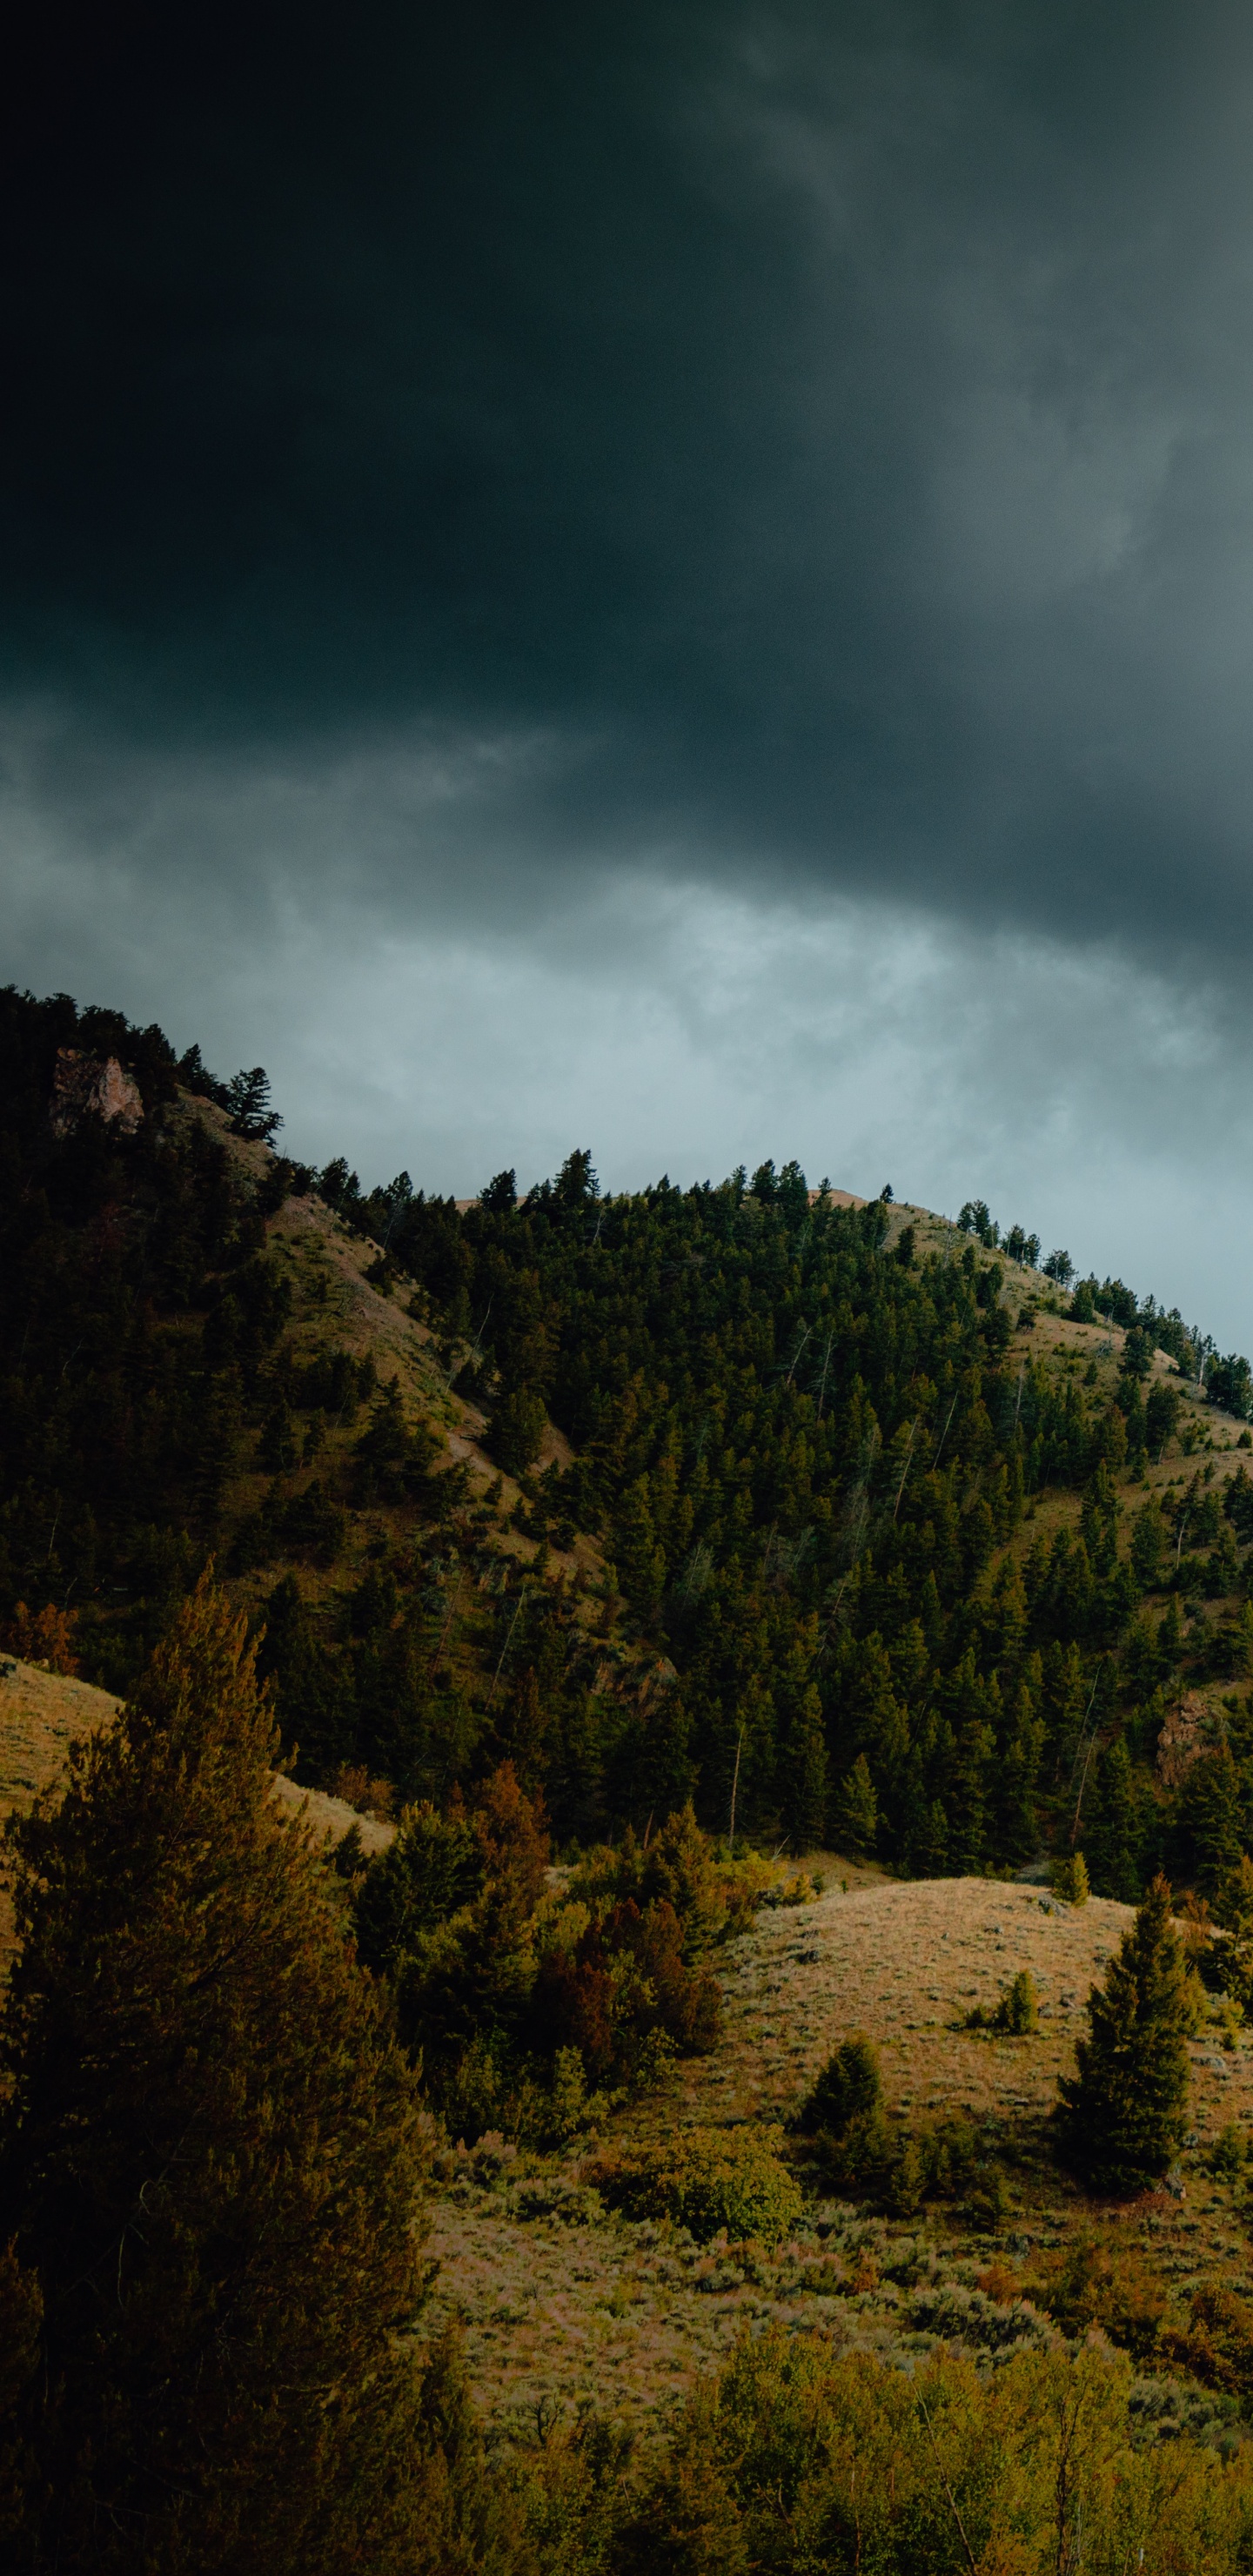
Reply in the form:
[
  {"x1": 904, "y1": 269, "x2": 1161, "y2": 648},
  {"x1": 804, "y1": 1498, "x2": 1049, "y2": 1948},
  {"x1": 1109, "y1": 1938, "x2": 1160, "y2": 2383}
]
[
  {"x1": 422, "y1": 1868, "x2": 1253, "y2": 2443},
  {"x1": 6, "y1": 1655, "x2": 1253, "y2": 2452}
]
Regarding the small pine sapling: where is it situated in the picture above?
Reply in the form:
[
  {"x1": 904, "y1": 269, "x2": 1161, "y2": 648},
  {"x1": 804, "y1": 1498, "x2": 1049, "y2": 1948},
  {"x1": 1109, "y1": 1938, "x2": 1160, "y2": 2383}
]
[{"x1": 1051, "y1": 1849, "x2": 1090, "y2": 1905}]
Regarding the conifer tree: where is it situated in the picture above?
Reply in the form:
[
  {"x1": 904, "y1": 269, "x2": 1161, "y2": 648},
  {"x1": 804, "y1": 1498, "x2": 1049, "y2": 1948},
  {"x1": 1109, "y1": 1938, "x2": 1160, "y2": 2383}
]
[
  {"x1": 1083, "y1": 1736, "x2": 1142, "y2": 1903},
  {"x1": 0, "y1": 1575, "x2": 432, "y2": 2575},
  {"x1": 833, "y1": 1753, "x2": 878, "y2": 1856},
  {"x1": 1178, "y1": 1745, "x2": 1243, "y2": 1896},
  {"x1": 1055, "y1": 1874, "x2": 1190, "y2": 2193},
  {"x1": 775, "y1": 1651, "x2": 828, "y2": 1852}
]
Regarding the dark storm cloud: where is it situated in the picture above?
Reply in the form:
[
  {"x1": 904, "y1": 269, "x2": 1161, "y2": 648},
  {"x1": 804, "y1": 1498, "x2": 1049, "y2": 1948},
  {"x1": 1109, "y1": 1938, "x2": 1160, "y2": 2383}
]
[{"x1": 6, "y1": 1, "x2": 1253, "y2": 965}]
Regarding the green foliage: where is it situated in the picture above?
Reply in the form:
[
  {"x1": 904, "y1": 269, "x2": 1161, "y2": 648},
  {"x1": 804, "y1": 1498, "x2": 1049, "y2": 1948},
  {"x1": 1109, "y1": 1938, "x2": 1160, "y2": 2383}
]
[
  {"x1": 491, "y1": 1385, "x2": 549, "y2": 1476},
  {"x1": 794, "y1": 2032, "x2": 894, "y2": 2192},
  {"x1": 1082, "y1": 1737, "x2": 1142, "y2": 1902},
  {"x1": 832, "y1": 1751, "x2": 878, "y2": 1855},
  {"x1": 613, "y1": 2331, "x2": 1253, "y2": 2573},
  {"x1": 8, "y1": 978, "x2": 1253, "y2": 1890},
  {"x1": 796, "y1": 2030, "x2": 882, "y2": 2134},
  {"x1": 566, "y1": 1804, "x2": 772, "y2": 1955},
  {"x1": 1210, "y1": 2121, "x2": 1249, "y2": 2179},
  {"x1": 1056, "y1": 1873, "x2": 1191, "y2": 2192},
  {"x1": 0, "y1": 1576, "x2": 433, "y2": 2574},
  {"x1": 352, "y1": 1801, "x2": 484, "y2": 1974},
  {"x1": 976, "y1": 1967, "x2": 1038, "y2": 2033},
  {"x1": 586, "y1": 2125, "x2": 803, "y2": 2246},
  {"x1": 1052, "y1": 1848, "x2": 1090, "y2": 1905},
  {"x1": 352, "y1": 1786, "x2": 731, "y2": 2136}
]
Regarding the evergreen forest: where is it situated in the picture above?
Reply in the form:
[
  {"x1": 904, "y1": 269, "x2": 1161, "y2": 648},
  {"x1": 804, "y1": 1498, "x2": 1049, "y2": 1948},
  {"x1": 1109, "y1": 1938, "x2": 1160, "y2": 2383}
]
[{"x1": 3, "y1": 983, "x2": 1253, "y2": 1908}]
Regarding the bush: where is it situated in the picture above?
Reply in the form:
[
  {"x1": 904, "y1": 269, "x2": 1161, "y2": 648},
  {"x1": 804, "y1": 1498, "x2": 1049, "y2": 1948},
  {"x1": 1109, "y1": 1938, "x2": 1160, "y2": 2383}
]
[
  {"x1": 1022, "y1": 2234, "x2": 1167, "y2": 2361},
  {"x1": 966, "y1": 1968, "x2": 1039, "y2": 2034},
  {"x1": 586, "y1": 2125, "x2": 803, "y2": 2246},
  {"x1": 1210, "y1": 2123, "x2": 1249, "y2": 2180},
  {"x1": 567, "y1": 1803, "x2": 773, "y2": 1956},
  {"x1": 1161, "y1": 2283, "x2": 1253, "y2": 2398}
]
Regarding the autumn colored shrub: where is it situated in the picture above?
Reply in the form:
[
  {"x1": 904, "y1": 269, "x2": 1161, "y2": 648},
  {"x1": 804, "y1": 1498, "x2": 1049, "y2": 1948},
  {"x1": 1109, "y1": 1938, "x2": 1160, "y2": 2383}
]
[
  {"x1": 568, "y1": 1804, "x2": 760, "y2": 1956},
  {"x1": 353, "y1": 1773, "x2": 722, "y2": 2135},
  {"x1": 1022, "y1": 2234, "x2": 1167, "y2": 2361},
  {"x1": 1161, "y1": 2283, "x2": 1253, "y2": 2400},
  {"x1": 0, "y1": 1601, "x2": 78, "y2": 1675}
]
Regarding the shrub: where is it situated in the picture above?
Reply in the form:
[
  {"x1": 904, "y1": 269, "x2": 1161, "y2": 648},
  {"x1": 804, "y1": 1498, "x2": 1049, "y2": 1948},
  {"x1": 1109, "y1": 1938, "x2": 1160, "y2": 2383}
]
[
  {"x1": 1022, "y1": 2234, "x2": 1167, "y2": 2360},
  {"x1": 1210, "y1": 2122, "x2": 1249, "y2": 2180},
  {"x1": 530, "y1": 1894, "x2": 721, "y2": 2090},
  {"x1": 1161, "y1": 2284, "x2": 1253, "y2": 2398},
  {"x1": 966, "y1": 1968, "x2": 1039, "y2": 2034},
  {"x1": 793, "y1": 2033, "x2": 893, "y2": 2194},
  {"x1": 886, "y1": 2117, "x2": 981, "y2": 2217},
  {"x1": 568, "y1": 1803, "x2": 765, "y2": 1956},
  {"x1": 586, "y1": 2125, "x2": 803, "y2": 2246}
]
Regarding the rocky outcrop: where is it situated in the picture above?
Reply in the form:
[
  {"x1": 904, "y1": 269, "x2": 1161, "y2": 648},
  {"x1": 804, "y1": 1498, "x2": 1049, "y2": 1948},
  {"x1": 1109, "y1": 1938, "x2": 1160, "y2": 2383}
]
[
  {"x1": 50, "y1": 1049, "x2": 144, "y2": 1138},
  {"x1": 1156, "y1": 1689, "x2": 1215, "y2": 1787}
]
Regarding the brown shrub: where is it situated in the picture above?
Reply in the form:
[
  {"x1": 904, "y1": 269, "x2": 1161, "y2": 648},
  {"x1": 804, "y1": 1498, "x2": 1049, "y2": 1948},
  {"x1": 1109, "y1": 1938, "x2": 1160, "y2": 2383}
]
[
  {"x1": 1160, "y1": 2282, "x2": 1253, "y2": 2398},
  {"x1": 1022, "y1": 2235, "x2": 1166, "y2": 2360},
  {"x1": 1, "y1": 1601, "x2": 79, "y2": 1676}
]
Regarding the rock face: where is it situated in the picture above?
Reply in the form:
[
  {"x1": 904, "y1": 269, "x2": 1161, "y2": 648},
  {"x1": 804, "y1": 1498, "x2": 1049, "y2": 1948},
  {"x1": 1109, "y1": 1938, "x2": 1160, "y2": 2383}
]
[
  {"x1": 1156, "y1": 1689, "x2": 1213, "y2": 1788},
  {"x1": 50, "y1": 1049, "x2": 144, "y2": 1138}
]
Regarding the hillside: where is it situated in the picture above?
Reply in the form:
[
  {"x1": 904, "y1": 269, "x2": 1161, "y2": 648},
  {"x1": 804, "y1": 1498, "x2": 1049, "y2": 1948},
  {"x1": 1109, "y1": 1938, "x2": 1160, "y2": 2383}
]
[
  {"x1": 425, "y1": 1868, "x2": 1253, "y2": 2443},
  {"x1": 12, "y1": 984, "x2": 1253, "y2": 2501},
  {"x1": 5, "y1": 980, "x2": 1253, "y2": 1892}
]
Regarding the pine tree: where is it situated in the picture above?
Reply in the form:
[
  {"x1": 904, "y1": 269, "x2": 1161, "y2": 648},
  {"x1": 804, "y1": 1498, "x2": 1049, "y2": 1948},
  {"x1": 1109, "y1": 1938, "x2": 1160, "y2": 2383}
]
[
  {"x1": 1055, "y1": 1874, "x2": 1190, "y2": 2193},
  {"x1": 1083, "y1": 1736, "x2": 1142, "y2": 1902},
  {"x1": 776, "y1": 1665, "x2": 828, "y2": 1853},
  {"x1": 224, "y1": 1063, "x2": 283, "y2": 1141},
  {"x1": 0, "y1": 1575, "x2": 432, "y2": 2575},
  {"x1": 833, "y1": 1753, "x2": 878, "y2": 1856},
  {"x1": 1178, "y1": 1745, "x2": 1243, "y2": 1896}
]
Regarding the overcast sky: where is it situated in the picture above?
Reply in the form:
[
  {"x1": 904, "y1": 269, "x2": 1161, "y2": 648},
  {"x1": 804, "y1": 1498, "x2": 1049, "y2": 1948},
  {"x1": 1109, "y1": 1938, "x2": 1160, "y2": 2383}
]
[{"x1": 6, "y1": 3, "x2": 1253, "y2": 1340}]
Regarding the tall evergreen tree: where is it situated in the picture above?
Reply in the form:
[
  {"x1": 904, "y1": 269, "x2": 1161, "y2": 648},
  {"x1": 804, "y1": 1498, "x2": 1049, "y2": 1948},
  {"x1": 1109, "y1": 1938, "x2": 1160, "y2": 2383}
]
[
  {"x1": 1082, "y1": 1735, "x2": 1142, "y2": 1903},
  {"x1": 833, "y1": 1753, "x2": 878, "y2": 1857},
  {"x1": 1177, "y1": 1745, "x2": 1243, "y2": 1896},
  {"x1": 1055, "y1": 1874, "x2": 1190, "y2": 2193},
  {"x1": 0, "y1": 1576, "x2": 432, "y2": 2575}
]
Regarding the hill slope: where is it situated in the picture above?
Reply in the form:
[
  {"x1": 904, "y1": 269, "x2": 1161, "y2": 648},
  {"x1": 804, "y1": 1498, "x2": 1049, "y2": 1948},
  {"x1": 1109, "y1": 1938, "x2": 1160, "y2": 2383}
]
[{"x1": 4, "y1": 979, "x2": 1253, "y2": 1897}]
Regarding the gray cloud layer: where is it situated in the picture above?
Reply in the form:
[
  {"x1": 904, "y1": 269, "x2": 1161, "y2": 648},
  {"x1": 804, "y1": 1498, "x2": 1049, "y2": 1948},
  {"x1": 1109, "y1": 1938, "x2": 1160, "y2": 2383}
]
[{"x1": 4, "y1": 3, "x2": 1253, "y2": 1332}]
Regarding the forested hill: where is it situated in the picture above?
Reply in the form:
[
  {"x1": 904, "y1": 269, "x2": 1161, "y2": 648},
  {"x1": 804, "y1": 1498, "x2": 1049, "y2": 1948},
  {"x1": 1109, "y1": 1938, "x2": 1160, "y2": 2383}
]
[{"x1": 4, "y1": 980, "x2": 1253, "y2": 1902}]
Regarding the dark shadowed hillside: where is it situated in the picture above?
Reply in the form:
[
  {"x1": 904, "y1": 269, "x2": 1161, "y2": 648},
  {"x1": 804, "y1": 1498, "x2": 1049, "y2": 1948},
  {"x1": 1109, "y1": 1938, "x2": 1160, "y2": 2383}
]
[{"x1": 4, "y1": 981, "x2": 1253, "y2": 1899}]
